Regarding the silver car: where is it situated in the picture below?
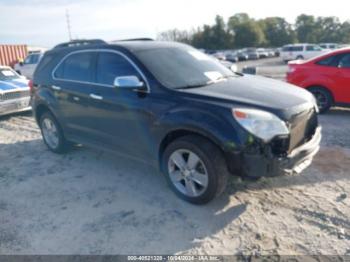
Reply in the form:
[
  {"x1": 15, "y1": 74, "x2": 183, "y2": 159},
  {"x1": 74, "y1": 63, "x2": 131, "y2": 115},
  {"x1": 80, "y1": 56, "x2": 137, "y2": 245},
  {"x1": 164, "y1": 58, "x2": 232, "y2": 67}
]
[{"x1": 0, "y1": 66, "x2": 31, "y2": 116}]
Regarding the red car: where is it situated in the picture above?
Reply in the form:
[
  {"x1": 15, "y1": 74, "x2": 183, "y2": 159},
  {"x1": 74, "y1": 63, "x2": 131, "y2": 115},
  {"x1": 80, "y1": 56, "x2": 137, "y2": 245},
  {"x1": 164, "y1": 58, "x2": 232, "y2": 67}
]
[{"x1": 287, "y1": 48, "x2": 350, "y2": 113}]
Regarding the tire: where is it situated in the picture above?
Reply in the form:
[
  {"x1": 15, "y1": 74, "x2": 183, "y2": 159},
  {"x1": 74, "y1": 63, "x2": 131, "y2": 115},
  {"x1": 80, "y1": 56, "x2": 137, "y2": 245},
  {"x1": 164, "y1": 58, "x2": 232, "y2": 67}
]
[
  {"x1": 308, "y1": 86, "x2": 333, "y2": 113},
  {"x1": 161, "y1": 135, "x2": 229, "y2": 205},
  {"x1": 39, "y1": 112, "x2": 70, "y2": 153}
]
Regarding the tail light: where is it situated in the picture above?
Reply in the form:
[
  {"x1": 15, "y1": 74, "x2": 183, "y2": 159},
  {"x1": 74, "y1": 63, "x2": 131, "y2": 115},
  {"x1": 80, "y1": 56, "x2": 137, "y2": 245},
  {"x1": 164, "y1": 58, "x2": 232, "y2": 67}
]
[
  {"x1": 28, "y1": 79, "x2": 34, "y2": 95},
  {"x1": 287, "y1": 66, "x2": 296, "y2": 74}
]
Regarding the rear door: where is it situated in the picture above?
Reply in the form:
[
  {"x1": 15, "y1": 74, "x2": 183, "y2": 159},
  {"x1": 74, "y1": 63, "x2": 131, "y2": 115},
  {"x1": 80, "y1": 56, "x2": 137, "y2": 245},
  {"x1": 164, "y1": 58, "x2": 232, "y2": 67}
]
[
  {"x1": 52, "y1": 51, "x2": 97, "y2": 140},
  {"x1": 87, "y1": 50, "x2": 153, "y2": 159}
]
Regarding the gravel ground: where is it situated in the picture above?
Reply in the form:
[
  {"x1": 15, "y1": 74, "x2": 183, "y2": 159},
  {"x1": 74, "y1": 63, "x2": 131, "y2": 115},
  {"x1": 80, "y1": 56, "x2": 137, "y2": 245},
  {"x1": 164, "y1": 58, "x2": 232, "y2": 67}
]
[{"x1": 0, "y1": 108, "x2": 349, "y2": 255}]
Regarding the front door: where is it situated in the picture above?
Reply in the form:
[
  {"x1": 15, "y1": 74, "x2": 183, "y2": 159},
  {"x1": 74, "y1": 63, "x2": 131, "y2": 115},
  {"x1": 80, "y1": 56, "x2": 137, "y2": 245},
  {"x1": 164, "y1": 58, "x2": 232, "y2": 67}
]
[
  {"x1": 336, "y1": 53, "x2": 350, "y2": 103},
  {"x1": 88, "y1": 51, "x2": 154, "y2": 159}
]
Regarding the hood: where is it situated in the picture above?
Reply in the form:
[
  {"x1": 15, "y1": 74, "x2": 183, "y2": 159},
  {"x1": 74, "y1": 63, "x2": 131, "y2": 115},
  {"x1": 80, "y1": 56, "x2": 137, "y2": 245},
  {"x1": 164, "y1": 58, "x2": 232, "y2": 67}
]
[
  {"x1": 0, "y1": 78, "x2": 29, "y2": 91},
  {"x1": 181, "y1": 75, "x2": 315, "y2": 119}
]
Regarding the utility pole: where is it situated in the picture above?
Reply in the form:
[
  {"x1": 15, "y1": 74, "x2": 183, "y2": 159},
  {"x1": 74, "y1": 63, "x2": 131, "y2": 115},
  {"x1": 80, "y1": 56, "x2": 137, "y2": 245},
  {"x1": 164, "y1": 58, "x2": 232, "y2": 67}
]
[{"x1": 66, "y1": 9, "x2": 72, "y2": 41}]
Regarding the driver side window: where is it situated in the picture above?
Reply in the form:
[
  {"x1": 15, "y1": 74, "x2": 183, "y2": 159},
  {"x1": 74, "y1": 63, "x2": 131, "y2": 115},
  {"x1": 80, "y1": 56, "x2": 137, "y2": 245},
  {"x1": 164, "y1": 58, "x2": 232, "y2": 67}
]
[{"x1": 96, "y1": 52, "x2": 140, "y2": 86}]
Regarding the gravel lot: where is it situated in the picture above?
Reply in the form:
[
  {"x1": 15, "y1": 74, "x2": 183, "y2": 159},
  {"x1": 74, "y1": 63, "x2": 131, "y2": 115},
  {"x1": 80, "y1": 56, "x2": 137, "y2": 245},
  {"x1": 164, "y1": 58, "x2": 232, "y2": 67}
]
[{"x1": 0, "y1": 62, "x2": 349, "y2": 255}]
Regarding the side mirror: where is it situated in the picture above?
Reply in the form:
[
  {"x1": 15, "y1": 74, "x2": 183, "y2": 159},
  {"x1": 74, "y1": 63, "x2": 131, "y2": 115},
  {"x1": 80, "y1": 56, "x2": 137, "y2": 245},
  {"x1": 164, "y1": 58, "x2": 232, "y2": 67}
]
[
  {"x1": 19, "y1": 62, "x2": 24, "y2": 66},
  {"x1": 113, "y1": 76, "x2": 144, "y2": 89}
]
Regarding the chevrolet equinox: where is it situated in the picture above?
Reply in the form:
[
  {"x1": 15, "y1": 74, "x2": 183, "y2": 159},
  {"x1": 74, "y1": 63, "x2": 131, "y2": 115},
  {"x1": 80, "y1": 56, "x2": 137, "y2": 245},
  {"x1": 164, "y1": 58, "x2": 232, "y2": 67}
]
[{"x1": 31, "y1": 39, "x2": 322, "y2": 204}]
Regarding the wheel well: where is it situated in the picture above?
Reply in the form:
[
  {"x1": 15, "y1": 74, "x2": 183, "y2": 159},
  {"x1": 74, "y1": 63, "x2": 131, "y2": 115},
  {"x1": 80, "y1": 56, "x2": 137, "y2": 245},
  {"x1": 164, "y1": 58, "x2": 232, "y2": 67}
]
[
  {"x1": 34, "y1": 104, "x2": 51, "y2": 123},
  {"x1": 306, "y1": 85, "x2": 335, "y2": 104},
  {"x1": 158, "y1": 129, "x2": 224, "y2": 170}
]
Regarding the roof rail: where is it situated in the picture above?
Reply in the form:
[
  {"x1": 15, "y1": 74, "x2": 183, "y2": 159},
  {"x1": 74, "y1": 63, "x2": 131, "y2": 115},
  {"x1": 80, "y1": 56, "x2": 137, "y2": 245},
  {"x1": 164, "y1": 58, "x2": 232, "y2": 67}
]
[
  {"x1": 111, "y1": 38, "x2": 154, "y2": 43},
  {"x1": 53, "y1": 39, "x2": 107, "y2": 49}
]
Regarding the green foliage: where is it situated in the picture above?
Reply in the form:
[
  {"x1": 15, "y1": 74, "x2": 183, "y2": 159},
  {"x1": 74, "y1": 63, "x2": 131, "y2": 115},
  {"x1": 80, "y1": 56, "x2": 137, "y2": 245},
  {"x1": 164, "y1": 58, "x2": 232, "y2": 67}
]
[
  {"x1": 260, "y1": 17, "x2": 297, "y2": 47},
  {"x1": 158, "y1": 13, "x2": 350, "y2": 49}
]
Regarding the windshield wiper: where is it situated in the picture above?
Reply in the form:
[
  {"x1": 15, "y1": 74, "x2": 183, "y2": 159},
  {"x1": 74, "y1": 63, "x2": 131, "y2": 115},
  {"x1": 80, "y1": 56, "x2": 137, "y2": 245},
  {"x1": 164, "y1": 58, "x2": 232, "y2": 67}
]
[{"x1": 174, "y1": 83, "x2": 208, "y2": 90}]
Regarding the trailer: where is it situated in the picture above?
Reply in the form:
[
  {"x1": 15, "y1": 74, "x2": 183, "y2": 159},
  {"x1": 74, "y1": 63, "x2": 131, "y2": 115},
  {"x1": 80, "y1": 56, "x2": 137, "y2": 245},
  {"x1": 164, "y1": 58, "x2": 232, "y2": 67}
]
[{"x1": 0, "y1": 45, "x2": 28, "y2": 68}]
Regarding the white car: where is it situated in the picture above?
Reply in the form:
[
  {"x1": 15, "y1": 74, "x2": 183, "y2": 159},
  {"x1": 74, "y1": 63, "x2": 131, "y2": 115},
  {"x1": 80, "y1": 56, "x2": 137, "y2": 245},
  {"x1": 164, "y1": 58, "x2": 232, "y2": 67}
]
[
  {"x1": 14, "y1": 52, "x2": 43, "y2": 79},
  {"x1": 281, "y1": 44, "x2": 327, "y2": 62},
  {"x1": 0, "y1": 66, "x2": 31, "y2": 116},
  {"x1": 319, "y1": 43, "x2": 339, "y2": 50}
]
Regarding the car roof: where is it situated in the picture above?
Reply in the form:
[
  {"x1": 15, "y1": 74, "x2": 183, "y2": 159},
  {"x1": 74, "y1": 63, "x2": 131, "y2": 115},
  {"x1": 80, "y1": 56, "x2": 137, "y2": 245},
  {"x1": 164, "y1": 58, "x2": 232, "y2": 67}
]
[{"x1": 48, "y1": 39, "x2": 190, "y2": 55}]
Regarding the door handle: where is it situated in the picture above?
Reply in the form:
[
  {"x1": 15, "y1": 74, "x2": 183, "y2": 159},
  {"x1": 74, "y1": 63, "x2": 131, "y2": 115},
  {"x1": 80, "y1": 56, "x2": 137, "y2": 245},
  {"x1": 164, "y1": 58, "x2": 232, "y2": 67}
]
[
  {"x1": 90, "y1": 94, "x2": 103, "y2": 100},
  {"x1": 52, "y1": 85, "x2": 61, "y2": 91}
]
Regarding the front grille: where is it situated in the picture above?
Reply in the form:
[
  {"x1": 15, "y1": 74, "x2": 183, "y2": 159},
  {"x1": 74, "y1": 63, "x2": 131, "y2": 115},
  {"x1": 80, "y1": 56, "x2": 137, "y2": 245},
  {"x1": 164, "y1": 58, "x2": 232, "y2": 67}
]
[
  {"x1": 288, "y1": 108, "x2": 318, "y2": 152},
  {"x1": 0, "y1": 90, "x2": 30, "y2": 101}
]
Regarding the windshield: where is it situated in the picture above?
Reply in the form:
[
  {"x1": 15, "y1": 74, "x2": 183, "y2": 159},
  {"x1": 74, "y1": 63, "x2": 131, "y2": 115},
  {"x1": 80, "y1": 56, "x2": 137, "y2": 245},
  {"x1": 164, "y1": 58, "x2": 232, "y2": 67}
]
[
  {"x1": 134, "y1": 46, "x2": 235, "y2": 89},
  {"x1": 0, "y1": 68, "x2": 20, "y2": 81}
]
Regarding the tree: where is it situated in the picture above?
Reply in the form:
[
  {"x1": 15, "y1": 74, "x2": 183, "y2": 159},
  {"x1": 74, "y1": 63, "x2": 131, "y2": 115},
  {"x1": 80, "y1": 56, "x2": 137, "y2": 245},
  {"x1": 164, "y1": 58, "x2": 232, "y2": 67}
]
[
  {"x1": 339, "y1": 21, "x2": 350, "y2": 43},
  {"x1": 233, "y1": 20, "x2": 265, "y2": 47},
  {"x1": 315, "y1": 17, "x2": 342, "y2": 43},
  {"x1": 228, "y1": 13, "x2": 250, "y2": 29},
  {"x1": 191, "y1": 16, "x2": 234, "y2": 50},
  {"x1": 259, "y1": 17, "x2": 297, "y2": 46},
  {"x1": 157, "y1": 29, "x2": 193, "y2": 44},
  {"x1": 295, "y1": 14, "x2": 318, "y2": 43}
]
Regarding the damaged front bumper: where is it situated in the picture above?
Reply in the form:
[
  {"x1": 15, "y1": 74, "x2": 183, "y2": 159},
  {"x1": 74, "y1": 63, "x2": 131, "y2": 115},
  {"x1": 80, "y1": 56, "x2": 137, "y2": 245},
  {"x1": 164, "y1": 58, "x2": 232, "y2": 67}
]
[{"x1": 228, "y1": 126, "x2": 322, "y2": 177}]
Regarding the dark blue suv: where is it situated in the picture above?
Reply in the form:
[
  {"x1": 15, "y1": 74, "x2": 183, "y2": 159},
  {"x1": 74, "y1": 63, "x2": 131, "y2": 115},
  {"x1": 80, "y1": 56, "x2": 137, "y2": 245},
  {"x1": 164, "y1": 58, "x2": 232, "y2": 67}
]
[{"x1": 31, "y1": 39, "x2": 321, "y2": 204}]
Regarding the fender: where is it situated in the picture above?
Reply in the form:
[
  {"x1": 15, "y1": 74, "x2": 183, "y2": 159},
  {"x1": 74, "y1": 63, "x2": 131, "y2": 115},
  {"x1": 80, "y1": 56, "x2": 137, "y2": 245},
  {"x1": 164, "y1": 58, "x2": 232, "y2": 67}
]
[
  {"x1": 33, "y1": 86, "x2": 67, "y2": 131},
  {"x1": 154, "y1": 106, "x2": 246, "y2": 154}
]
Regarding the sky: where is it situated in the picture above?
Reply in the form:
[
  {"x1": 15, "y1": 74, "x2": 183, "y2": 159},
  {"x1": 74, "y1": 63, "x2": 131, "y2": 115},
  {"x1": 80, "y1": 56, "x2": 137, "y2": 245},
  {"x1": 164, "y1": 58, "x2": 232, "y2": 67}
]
[{"x1": 0, "y1": 0, "x2": 349, "y2": 47}]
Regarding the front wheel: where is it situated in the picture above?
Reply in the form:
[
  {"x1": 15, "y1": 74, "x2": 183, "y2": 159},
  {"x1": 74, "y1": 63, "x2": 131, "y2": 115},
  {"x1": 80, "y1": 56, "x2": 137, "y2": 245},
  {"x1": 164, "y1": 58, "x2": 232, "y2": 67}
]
[
  {"x1": 162, "y1": 135, "x2": 229, "y2": 205},
  {"x1": 39, "y1": 112, "x2": 70, "y2": 153},
  {"x1": 308, "y1": 87, "x2": 333, "y2": 113}
]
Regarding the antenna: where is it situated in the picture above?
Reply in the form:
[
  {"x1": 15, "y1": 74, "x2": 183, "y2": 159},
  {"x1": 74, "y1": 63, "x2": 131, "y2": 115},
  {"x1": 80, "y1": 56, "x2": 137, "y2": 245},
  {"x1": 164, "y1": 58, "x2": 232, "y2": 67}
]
[{"x1": 66, "y1": 9, "x2": 72, "y2": 41}]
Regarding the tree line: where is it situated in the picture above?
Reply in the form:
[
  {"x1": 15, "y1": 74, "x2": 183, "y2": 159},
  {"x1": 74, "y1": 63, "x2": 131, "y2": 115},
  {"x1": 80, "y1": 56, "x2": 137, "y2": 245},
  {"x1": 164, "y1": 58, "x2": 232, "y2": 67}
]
[{"x1": 157, "y1": 13, "x2": 350, "y2": 50}]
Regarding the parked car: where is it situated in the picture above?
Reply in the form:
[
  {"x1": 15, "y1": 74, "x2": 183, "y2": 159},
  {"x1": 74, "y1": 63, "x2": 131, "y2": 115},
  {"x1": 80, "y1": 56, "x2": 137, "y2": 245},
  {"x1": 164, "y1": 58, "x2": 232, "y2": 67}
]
[
  {"x1": 14, "y1": 51, "x2": 43, "y2": 79},
  {"x1": 245, "y1": 48, "x2": 259, "y2": 60},
  {"x1": 225, "y1": 52, "x2": 239, "y2": 63},
  {"x1": 287, "y1": 47, "x2": 350, "y2": 113},
  {"x1": 32, "y1": 39, "x2": 321, "y2": 204},
  {"x1": 281, "y1": 44, "x2": 327, "y2": 62},
  {"x1": 212, "y1": 52, "x2": 226, "y2": 61},
  {"x1": 236, "y1": 51, "x2": 249, "y2": 61},
  {"x1": 257, "y1": 48, "x2": 269, "y2": 58},
  {"x1": 319, "y1": 43, "x2": 339, "y2": 50},
  {"x1": 0, "y1": 66, "x2": 31, "y2": 116}
]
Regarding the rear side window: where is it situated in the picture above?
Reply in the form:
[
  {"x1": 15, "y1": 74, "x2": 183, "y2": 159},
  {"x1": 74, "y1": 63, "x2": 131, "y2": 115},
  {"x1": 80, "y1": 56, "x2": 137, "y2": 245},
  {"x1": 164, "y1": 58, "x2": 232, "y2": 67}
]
[
  {"x1": 54, "y1": 52, "x2": 93, "y2": 82},
  {"x1": 284, "y1": 46, "x2": 303, "y2": 52},
  {"x1": 316, "y1": 55, "x2": 338, "y2": 66},
  {"x1": 339, "y1": 53, "x2": 350, "y2": 68},
  {"x1": 96, "y1": 52, "x2": 140, "y2": 85}
]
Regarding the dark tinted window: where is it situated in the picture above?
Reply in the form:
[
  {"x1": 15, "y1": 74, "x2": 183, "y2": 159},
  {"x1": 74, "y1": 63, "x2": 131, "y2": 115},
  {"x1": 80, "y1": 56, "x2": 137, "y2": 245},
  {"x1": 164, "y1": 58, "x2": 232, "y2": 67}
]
[
  {"x1": 283, "y1": 46, "x2": 303, "y2": 52},
  {"x1": 316, "y1": 55, "x2": 338, "y2": 66},
  {"x1": 96, "y1": 52, "x2": 140, "y2": 85},
  {"x1": 339, "y1": 53, "x2": 350, "y2": 68},
  {"x1": 306, "y1": 45, "x2": 322, "y2": 51},
  {"x1": 24, "y1": 54, "x2": 40, "y2": 64},
  {"x1": 55, "y1": 52, "x2": 93, "y2": 82}
]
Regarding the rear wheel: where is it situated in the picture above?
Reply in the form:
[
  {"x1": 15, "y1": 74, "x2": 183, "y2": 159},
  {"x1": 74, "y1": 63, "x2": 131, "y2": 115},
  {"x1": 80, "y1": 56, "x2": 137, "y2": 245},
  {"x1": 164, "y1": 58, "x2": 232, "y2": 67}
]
[
  {"x1": 39, "y1": 112, "x2": 70, "y2": 153},
  {"x1": 308, "y1": 87, "x2": 333, "y2": 113},
  {"x1": 162, "y1": 135, "x2": 229, "y2": 205}
]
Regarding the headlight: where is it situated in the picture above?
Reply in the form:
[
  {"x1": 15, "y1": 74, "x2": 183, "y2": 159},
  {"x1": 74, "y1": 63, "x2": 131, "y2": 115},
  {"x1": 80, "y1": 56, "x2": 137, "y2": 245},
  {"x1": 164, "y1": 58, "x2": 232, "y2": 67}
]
[{"x1": 232, "y1": 108, "x2": 289, "y2": 142}]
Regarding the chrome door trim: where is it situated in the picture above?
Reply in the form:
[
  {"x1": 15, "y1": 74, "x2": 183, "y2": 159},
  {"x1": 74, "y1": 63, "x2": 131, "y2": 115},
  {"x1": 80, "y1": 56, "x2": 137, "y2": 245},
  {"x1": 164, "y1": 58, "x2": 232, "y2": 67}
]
[{"x1": 51, "y1": 49, "x2": 150, "y2": 93}]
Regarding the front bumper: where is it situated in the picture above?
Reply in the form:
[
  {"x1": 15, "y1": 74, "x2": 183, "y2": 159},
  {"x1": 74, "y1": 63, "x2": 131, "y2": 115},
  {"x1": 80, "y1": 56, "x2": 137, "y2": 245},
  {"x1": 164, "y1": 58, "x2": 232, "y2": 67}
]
[
  {"x1": 232, "y1": 126, "x2": 322, "y2": 177},
  {"x1": 0, "y1": 97, "x2": 31, "y2": 116}
]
